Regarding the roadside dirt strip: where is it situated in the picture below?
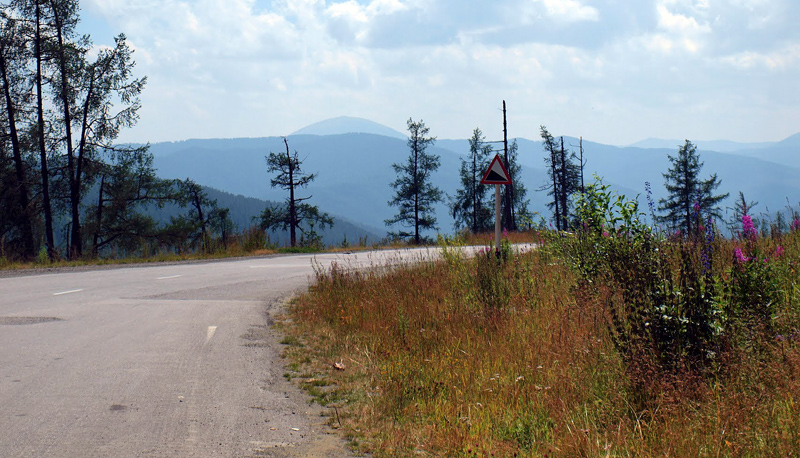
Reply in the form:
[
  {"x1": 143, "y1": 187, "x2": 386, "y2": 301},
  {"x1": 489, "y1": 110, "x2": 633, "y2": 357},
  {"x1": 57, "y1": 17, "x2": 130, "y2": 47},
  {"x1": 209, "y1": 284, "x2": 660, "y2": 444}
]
[{"x1": 0, "y1": 249, "x2": 456, "y2": 457}]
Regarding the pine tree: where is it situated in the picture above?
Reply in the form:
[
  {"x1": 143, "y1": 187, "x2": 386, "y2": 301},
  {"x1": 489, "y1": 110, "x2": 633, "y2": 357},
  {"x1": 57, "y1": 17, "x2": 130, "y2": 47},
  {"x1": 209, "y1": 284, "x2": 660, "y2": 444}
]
[
  {"x1": 386, "y1": 118, "x2": 442, "y2": 244},
  {"x1": 502, "y1": 139, "x2": 531, "y2": 228},
  {"x1": 540, "y1": 126, "x2": 580, "y2": 230},
  {"x1": 451, "y1": 127, "x2": 493, "y2": 233},
  {"x1": 0, "y1": 12, "x2": 35, "y2": 259},
  {"x1": 87, "y1": 147, "x2": 172, "y2": 256},
  {"x1": 726, "y1": 191, "x2": 758, "y2": 235},
  {"x1": 1, "y1": 0, "x2": 146, "y2": 260},
  {"x1": 260, "y1": 137, "x2": 332, "y2": 248},
  {"x1": 658, "y1": 140, "x2": 728, "y2": 234}
]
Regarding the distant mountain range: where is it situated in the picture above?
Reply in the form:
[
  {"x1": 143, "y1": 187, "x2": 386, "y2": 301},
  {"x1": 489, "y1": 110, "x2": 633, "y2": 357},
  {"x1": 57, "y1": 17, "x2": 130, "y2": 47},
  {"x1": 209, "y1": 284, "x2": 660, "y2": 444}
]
[
  {"x1": 150, "y1": 117, "x2": 800, "y2": 240},
  {"x1": 291, "y1": 116, "x2": 406, "y2": 139},
  {"x1": 629, "y1": 132, "x2": 800, "y2": 153}
]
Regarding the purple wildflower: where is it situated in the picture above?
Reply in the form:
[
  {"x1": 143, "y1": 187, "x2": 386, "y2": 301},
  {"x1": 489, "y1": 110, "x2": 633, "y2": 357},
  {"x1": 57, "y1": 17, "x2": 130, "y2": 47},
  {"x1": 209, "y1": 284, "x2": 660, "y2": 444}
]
[
  {"x1": 776, "y1": 245, "x2": 785, "y2": 257},
  {"x1": 792, "y1": 219, "x2": 800, "y2": 232},
  {"x1": 734, "y1": 247, "x2": 750, "y2": 263},
  {"x1": 702, "y1": 216, "x2": 715, "y2": 275},
  {"x1": 742, "y1": 215, "x2": 757, "y2": 240}
]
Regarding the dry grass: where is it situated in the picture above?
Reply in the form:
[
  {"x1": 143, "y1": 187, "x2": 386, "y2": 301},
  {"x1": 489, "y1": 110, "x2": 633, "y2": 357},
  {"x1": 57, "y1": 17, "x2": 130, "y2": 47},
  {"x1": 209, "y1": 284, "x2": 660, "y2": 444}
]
[{"x1": 280, "y1": 230, "x2": 800, "y2": 457}]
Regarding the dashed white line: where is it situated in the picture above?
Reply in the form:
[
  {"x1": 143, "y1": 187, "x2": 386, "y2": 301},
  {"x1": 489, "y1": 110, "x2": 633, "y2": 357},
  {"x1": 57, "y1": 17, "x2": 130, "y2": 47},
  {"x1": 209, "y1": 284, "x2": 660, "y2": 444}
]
[
  {"x1": 53, "y1": 289, "x2": 83, "y2": 296},
  {"x1": 206, "y1": 326, "x2": 217, "y2": 343},
  {"x1": 156, "y1": 275, "x2": 182, "y2": 280}
]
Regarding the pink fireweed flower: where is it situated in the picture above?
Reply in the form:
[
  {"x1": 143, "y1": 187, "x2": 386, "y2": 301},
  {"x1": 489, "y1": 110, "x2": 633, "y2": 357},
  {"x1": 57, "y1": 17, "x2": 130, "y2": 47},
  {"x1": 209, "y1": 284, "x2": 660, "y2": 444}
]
[
  {"x1": 742, "y1": 215, "x2": 757, "y2": 240},
  {"x1": 503, "y1": 228, "x2": 508, "y2": 237},
  {"x1": 792, "y1": 219, "x2": 800, "y2": 232},
  {"x1": 602, "y1": 231, "x2": 609, "y2": 238},
  {"x1": 734, "y1": 247, "x2": 751, "y2": 263},
  {"x1": 776, "y1": 245, "x2": 785, "y2": 257}
]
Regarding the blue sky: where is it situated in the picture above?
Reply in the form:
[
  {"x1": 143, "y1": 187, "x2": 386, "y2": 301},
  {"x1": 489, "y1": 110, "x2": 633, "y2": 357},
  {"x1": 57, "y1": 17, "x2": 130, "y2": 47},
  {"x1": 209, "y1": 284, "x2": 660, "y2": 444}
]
[{"x1": 78, "y1": 0, "x2": 800, "y2": 146}]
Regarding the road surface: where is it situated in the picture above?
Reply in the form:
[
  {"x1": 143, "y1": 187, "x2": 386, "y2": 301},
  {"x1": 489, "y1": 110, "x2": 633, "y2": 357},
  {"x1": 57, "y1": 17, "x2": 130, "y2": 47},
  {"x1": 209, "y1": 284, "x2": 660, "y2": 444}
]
[{"x1": 0, "y1": 249, "x2": 438, "y2": 457}]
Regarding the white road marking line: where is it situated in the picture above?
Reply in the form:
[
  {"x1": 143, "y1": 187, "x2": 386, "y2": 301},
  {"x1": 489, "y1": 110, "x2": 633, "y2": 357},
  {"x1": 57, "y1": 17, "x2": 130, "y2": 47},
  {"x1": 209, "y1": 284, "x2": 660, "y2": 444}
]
[
  {"x1": 249, "y1": 264, "x2": 302, "y2": 268},
  {"x1": 206, "y1": 326, "x2": 217, "y2": 343},
  {"x1": 156, "y1": 275, "x2": 182, "y2": 280},
  {"x1": 53, "y1": 289, "x2": 83, "y2": 296}
]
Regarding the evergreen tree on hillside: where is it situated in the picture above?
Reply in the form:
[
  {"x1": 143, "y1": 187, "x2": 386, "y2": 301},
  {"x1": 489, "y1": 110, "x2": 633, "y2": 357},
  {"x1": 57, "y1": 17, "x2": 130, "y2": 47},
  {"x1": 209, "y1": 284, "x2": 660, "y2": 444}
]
[
  {"x1": 451, "y1": 127, "x2": 493, "y2": 233},
  {"x1": 260, "y1": 137, "x2": 332, "y2": 248},
  {"x1": 87, "y1": 148, "x2": 172, "y2": 255},
  {"x1": 726, "y1": 191, "x2": 758, "y2": 235},
  {"x1": 0, "y1": 12, "x2": 35, "y2": 259},
  {"x1": 503, "y1": 139, "x2": 531, "y2": 228},
  {"x1": 658, "y1": 140, "x2": 728, "y2": 234},
  {"x1": 0, "y1": 1, "x2": 146, "y2": 260},
  {"x1": 540, "y1": 126, "x2": 580, "y2": 230},
  {"x1": 170, "y1": 179, "x2": 232, "y2": 253},
  {"x1": 386, "y1": 118, "x2": 442, "y2": 244}
]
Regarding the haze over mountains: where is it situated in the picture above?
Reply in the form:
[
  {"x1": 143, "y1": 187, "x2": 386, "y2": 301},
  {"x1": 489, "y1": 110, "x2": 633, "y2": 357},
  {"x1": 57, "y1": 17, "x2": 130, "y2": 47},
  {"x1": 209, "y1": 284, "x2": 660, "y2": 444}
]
[{"x1": 151, "y1": 116, "x2": 800, "y2": 241}]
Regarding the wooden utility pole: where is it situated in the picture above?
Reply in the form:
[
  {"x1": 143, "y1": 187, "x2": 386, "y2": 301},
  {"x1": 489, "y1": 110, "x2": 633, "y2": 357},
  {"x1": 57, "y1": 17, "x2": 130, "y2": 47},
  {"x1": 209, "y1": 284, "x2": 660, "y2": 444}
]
[{"x1": 502, "y1": 100, "x2": 515, "y2": 231}]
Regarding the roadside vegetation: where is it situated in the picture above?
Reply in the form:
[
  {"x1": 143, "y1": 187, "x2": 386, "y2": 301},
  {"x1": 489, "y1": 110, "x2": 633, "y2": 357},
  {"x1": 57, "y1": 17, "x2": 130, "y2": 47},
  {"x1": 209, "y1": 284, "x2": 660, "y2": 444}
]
[{"x1": 280, "y1": 183, "x2": 800, "y2": 457}]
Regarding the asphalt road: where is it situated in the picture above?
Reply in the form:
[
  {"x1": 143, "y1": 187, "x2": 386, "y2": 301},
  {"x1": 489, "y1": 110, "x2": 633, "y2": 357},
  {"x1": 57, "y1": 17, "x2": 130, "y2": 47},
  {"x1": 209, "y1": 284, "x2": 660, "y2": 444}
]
[{"x1": 0, "y1": 249, "x2": 438, "y2": 458}]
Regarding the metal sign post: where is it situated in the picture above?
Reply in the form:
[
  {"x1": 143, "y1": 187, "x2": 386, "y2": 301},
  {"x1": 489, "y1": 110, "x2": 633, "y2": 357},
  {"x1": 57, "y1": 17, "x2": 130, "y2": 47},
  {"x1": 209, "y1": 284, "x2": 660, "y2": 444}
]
[
  {"x1": 481, "y1": 154, "x2": 513, "y2": 257},
  {"x1": 494, "y1": 184, "x2": 501, "y2": 256}
]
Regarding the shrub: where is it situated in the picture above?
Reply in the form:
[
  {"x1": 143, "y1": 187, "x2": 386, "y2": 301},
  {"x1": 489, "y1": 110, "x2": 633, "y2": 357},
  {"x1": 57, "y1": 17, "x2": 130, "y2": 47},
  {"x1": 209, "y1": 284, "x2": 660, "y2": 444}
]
[{"x1": 555, "y1": 177, "x2": 727, "y2": 398}]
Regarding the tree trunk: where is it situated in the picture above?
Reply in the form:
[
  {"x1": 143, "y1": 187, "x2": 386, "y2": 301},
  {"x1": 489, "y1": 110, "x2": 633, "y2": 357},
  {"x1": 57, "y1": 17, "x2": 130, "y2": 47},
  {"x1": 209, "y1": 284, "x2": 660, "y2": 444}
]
[
  {"x1": 550, "y1": 143, "x2": 560, "y2": 231},
  {"x1": 192, "y1": 190, "x2": 207, "y2": 252},
  {"x1": 92, "y1": 174, "x2": 104, "y2": 257},
  {"x1": 413, "y1": 137, "x2": 420, "y2": 245},
  {"x1": 51, "y1": 1, "x2": 81, "y2": 258},
  {"x1": 0, "y1": 39, "x2": 35, "y2": 259},
  {"x1": 559, "y1": 137, "x2": 568, "y2": 230},
  {"x1": 472, "y1": 142, "x2": 477, "y2": 233},
  {"x1": 579, "y1": 137, "x2": 585, "y2": 194},
  {"x1": 283, "y1": 138, "x2": 296, "y2": 247},
  {"x1": 35, "y1": 2, "x2": 55, "y2": 261}
]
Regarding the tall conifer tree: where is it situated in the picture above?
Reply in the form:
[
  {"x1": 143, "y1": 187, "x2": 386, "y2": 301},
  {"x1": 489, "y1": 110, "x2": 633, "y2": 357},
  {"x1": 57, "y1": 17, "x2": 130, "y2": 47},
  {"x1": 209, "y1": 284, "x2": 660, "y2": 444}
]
[
  {"x1": 451, "y1": 127, "x2": 492, "y2": 233},
  {"x1": 658, "y1": 140, "x2": 728, "y2": 234},
  {"x1": 260, "y1": 137, "x2": 332, "y2": 248},
  {"x1": 386, "y1": 118, "x2": 442, "y2": 244}
]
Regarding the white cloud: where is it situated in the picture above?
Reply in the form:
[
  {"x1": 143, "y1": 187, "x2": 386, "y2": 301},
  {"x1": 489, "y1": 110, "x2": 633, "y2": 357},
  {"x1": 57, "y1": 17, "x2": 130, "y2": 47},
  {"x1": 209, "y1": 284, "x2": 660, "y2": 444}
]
[
  {"x1": 80, "y1": 0, "x2": 800, "y2": 145},
  {"x1": 657, "y1": 3, "x2": 710, "y2": 34},
  {"x1": 720, "y1": 44, "x2": 800, "y2": 71},
  {"x1": 539, "y1": 0, "x2": 600, "y2": 22},
  {"x1": 518, "y1": 0, "x2": 600, "y2": 24}
]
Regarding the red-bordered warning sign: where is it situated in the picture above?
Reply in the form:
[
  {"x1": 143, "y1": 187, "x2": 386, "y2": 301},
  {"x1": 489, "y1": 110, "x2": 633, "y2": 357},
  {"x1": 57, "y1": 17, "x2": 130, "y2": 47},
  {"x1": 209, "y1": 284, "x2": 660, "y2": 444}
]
[{"x1": 480, "y1": 154, "x2": 512, "y2": 185}]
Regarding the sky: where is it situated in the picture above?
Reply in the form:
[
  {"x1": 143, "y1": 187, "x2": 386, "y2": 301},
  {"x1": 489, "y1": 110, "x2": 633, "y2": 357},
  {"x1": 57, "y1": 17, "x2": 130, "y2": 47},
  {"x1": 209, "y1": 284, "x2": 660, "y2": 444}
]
[{"x1": 78, "y1": 0, "x2": 800, "y2": 146}]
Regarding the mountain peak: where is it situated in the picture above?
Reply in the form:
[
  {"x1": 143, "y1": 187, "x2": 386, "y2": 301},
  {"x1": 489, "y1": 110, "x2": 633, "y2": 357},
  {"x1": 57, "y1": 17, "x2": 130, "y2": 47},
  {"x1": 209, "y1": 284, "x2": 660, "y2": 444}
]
[
  {"x1": 291, "y1": 116, "x2": 406, "y2": 139},
  {"x1": 778, "y1": 131, "x2": 800, "y2": 146}
]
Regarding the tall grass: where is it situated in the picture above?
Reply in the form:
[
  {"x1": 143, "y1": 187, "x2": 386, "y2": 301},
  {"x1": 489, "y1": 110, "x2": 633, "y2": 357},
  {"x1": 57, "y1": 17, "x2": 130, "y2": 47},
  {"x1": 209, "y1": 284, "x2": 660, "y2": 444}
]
[{"x1": 282, "y1": 201, "x2": 800, "y2": 456}]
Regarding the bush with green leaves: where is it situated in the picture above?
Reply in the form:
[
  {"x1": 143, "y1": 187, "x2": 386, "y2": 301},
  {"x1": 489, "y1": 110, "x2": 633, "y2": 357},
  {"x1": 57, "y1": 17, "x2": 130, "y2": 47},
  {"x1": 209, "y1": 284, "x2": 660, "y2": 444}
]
[
  {"x1": 551, "y1": 177, "x2": 726, "y2": 390},
  {"x1": 723, "y1": 215, "x2": 782, "y2": 345}
]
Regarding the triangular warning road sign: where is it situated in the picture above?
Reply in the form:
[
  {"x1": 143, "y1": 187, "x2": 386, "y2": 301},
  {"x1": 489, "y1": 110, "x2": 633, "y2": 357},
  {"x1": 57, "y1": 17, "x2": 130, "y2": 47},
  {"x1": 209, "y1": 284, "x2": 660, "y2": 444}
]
[{"x1": 481, "y1": 154, "x2": 512, "y2": 185}]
